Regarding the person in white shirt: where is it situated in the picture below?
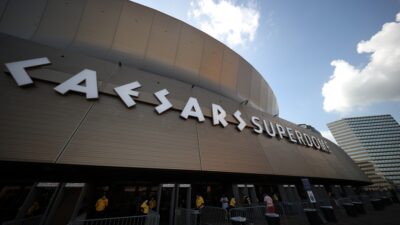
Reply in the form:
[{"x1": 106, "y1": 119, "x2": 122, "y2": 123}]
[
  {"x1": 220, "y1": 194, "x2": 229, "y2": 210},
  {"x1": 264, "y1": 193, "x2": 275, "y2": 214}
]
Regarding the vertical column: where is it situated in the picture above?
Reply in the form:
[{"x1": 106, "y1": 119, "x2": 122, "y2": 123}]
[
  {"x1": 70, "y1": 184, "x2": 87, "y2": 220},
  {"x1": 169, "y1": 185, "x2": 176, "y2": 225},
  {"x1": 187, "y1": 186, "x2": 192, "y2": 209},
  {"x1": 232, "y1": 185, "x2": 239, "y2": 206}
]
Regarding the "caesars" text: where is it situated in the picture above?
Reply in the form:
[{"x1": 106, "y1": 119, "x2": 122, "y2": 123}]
[{"x1": 5, "y1": 57, "x2": 330, "y2": 153}]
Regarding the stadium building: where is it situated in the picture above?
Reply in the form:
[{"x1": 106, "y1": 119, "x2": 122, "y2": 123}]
[{"x1": 0, "y1": 0, "x2": 369, "y2": 224}]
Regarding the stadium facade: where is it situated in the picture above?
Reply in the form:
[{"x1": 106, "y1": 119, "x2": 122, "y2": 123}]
[{"x1": 0, "y1": 0, "x2": 369, "y2": 224}]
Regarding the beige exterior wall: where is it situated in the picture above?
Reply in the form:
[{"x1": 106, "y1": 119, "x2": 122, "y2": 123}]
[
  {"x1": 0, "y1": 33, "x2": 368, "y2": 183},
  {"x1": 0, "y1": 0, "x2": 278, "y2": 115},
  {"x1": 0, "y1": 0, "x2": 371, "y2": 185}
]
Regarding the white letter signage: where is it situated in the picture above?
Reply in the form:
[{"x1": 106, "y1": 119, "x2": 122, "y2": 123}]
[
  {"x1": 154, "y1": 89, "x2": 173, "y2": 114},
  {"x1": 251, "y1": 116, "x2": 263, "y2": 134},
  {"x1": 114, "y1": 81, "x2": 141, "y2": 108},
  {"x1": 6, "y1": 57, "x2": 50, "y2": 86},
  {"x1": 212, "y1": 104, "x2": 228, "y2": 127},
  {"x1": 233, "y1": 110, "x2": 246, "y2": 131},
  {"x1": 3, "y1": 58, "x2": 332, "y2": 154},
  {"x1": 180, "y1": 97, "x2": 205, "y2": 122},
  {"x1": 276, "y1": 124, "x2": 286, "y2": 139},
  {"x1": 54, "y1": 69, "x2": 98, "y2": 99}
]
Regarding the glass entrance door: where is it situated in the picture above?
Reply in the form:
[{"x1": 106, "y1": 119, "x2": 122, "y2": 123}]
[
  {"x1": 4, "y1": 182, "x2": 60, "y2": 225},
  {"x1": 157, "y1": 184, "x2": 191, "y2": 225},
  {"x1": 0, "y1": 185, "x2": 31, "y2": 223},
  {"x1": 175, "y1": 184, "x2": 191, "y2": 209},
  {"x1": 158, "y1": 184, "x2": 175, "y2": 225},
  {"x1": 233, "y1": 184, "x2": 258, "y2": 206},
  {"x1": 45, "y1": 183, "x2": 85, "y2": 225}
]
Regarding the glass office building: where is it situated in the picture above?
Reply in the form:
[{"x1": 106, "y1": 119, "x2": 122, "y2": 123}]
[{"x1": 328, "y1": 115, "x2": 400, "y2": 188}]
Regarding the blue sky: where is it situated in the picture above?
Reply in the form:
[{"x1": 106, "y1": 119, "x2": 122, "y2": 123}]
[{"x1": 131, "y1": 0, "x2": 400, "y2": 142}]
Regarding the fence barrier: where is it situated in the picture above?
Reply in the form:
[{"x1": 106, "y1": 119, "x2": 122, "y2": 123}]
[
  {"x1": 174, "y1": 208, "x2": 198, "y2": 225},
  {"x1": 68, "y1": 212, "x2": 159, "y2": 225},
  {"x1": 4, "y1": 193, "x2": 398, "y2": 225},
  {"x1": 2, "y1": 215, "x2": 43, "y2": 225},
  {"x1": 230, "y1": 205, "x2": 265, "y2": 224},
  {"x1": 199, "y1": 206, "x2": 229, "y2": 225}
]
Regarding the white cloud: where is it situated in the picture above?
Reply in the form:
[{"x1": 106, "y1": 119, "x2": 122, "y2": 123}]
[
  {"x1": 321, "y1": 130, "x2": 337, "y2": 144},
  {"x1": 322, "y1": 12, "x2": 400, "y2": 113},
  {"x1": 188, "y1": 0, "x2": 260, "y2": 47}
]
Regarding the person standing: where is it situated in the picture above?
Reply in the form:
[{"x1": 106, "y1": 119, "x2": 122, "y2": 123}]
[
  {"x1": 195, "y1": 195, "x2": 205, "y2": 209},
  {"x1": 220, "y1": 194, "x2": 229, "y2": 210},
  {"x1": 95, "y1": 194, "x2": 109, "y2": 218},
  {"x1": 229, "y1": 197, "x2": 236, "y2": 210},
  {"x1": 273, "y1": 193, "x2": 279, "y2": 202},
  {"x1": 244, "y1": 195, "x2": 251, "y2": 205},
  {"x1": 140, "y1": 199, "x2": 150, "y2": 215},
  {"x1": 149, "y1": 196, "x2": 157, "y2": 212},
  {"x1": 264, "y1": 193, "x2": 275, "y2": 214}
]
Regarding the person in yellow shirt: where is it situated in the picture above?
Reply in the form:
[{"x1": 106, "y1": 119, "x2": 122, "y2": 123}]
[
  {"x1": 149, "y1": 196, "x2": 157, "y2": 211},
  {"x1": 95, "y1": 195, "x2": 109, "y2": 218},
  {"x1": 229, "y1": 197, "x2": 236, "y2": 210},
  {"x1": 27, "y1": 201, "x2": 39, "y2": 217},
  {"x1": 140, "y1": 199, "x2": 150, "y2": 215},
  {"x1": 195, "y1": 195, "x2": 204, "y2": 209}
]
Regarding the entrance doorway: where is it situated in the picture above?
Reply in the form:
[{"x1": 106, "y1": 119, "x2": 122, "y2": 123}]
[
  {"x1": 3, "y1": 182, "x2": 86, "y2": 225},
  {"x1": 233, "y1": 184, "x2": 258, "y2": 206},
  {"x1": 44, "y1": 183, "x2": 86, "y2": 225},
  {"x1": 158, "y1": 184, "x2": 191, "y2": 225},
  {"x1": 0, "y1": 185, "x2": 31, "y2": 223},
  {"x1": 3, "y1": 182, "x2": 60, "y2": 224}
]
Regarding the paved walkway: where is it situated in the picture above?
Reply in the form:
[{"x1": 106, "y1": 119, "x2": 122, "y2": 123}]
[
  {"x1": 326, "y1": 203, "x2": 400, "y2": 225},
  {"x1": 279, "y1": 203, "x2": 400, "y2": 225}
]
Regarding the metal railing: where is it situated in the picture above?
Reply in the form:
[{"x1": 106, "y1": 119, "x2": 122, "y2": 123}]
[
  {"x1": 281, "y1": 201, "x2": 304, "y2": 215},
  {"x1": 176, "y1": 206, "x2": 270, "y2": 225},
  {"x1": 199, "y1": 206, "x2": 230, "y2": 225},
  {"x1": 68, "y1": 213, "x2": 159, "y2": 225},
  {"x1": 230, "y1": 205, "x2": 266, "y2": 224},
  {"x1": 174, "y1": 208, "x2": 198, "y2": 225},
  {"x1": 2, "y1": 215, "x2": 43, "y2": 225},
  {"x1": 174, "y1": 197, "x2": 384, "y2": 225}
]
